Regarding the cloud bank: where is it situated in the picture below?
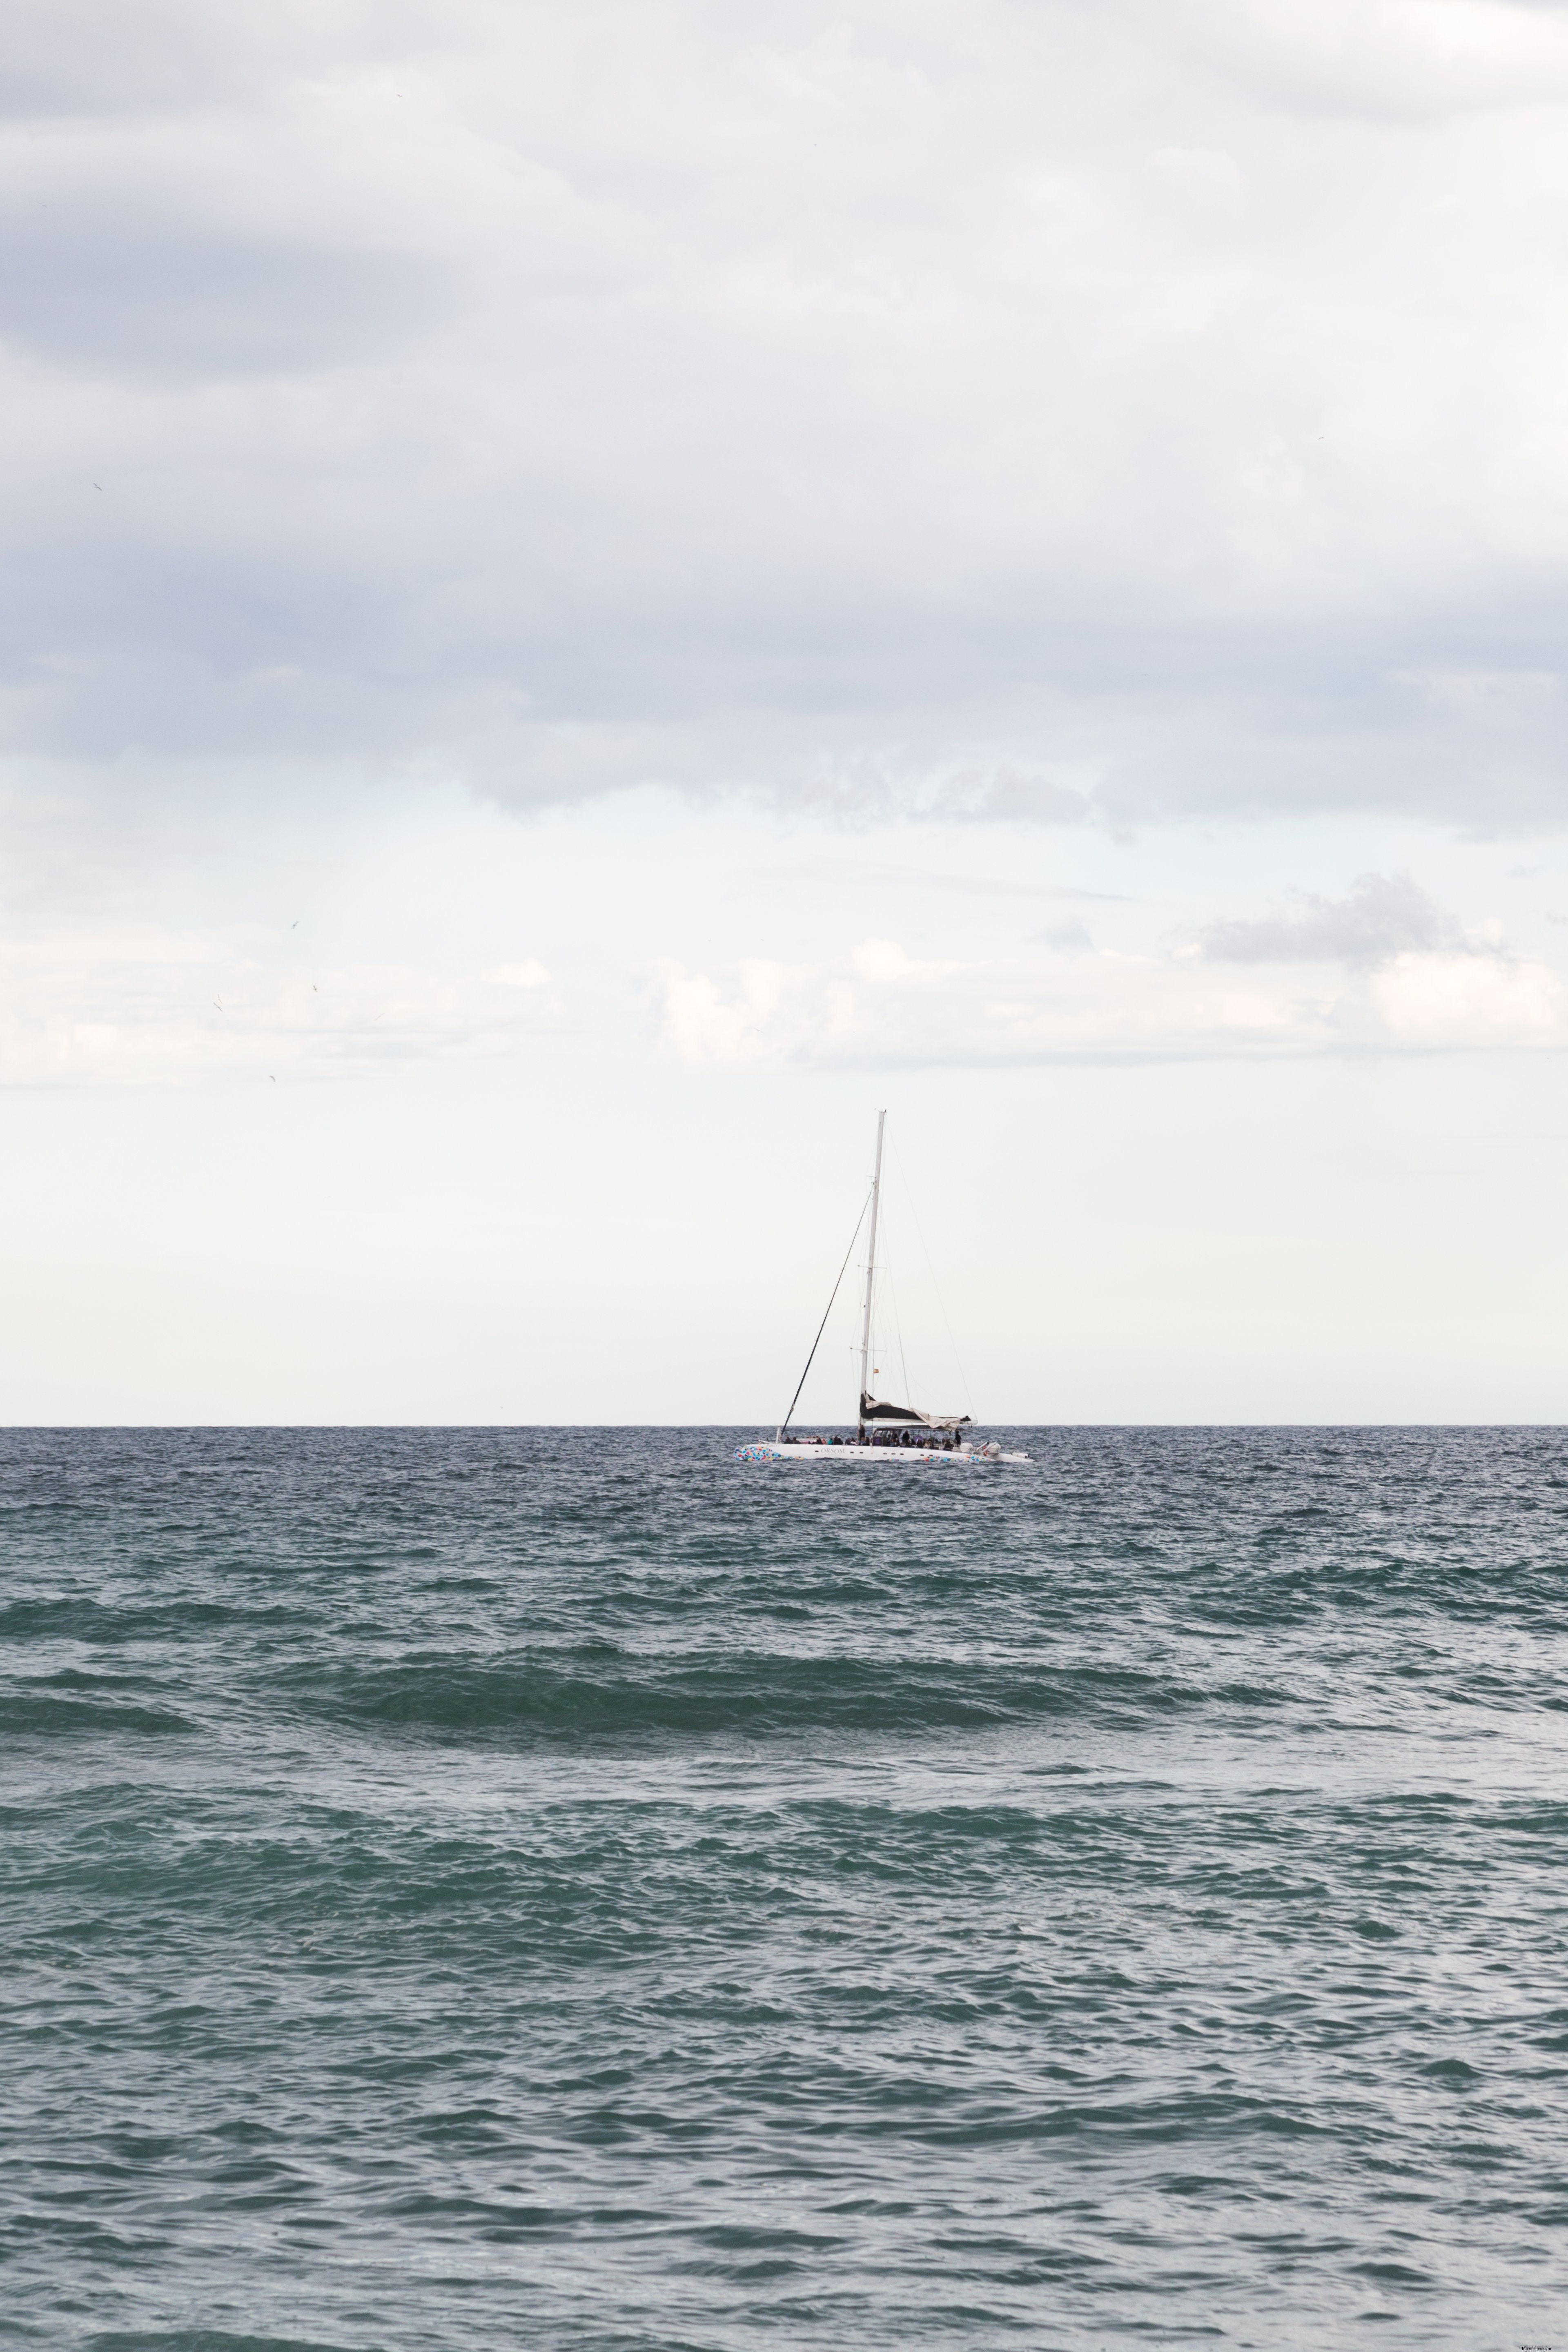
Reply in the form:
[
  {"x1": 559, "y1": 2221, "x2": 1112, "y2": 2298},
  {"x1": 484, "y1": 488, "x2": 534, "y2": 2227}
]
[
  {"x1": 656, "y1": 879, "x2": 1563, "y2": 1065},
  {"x1": 4, "y1": 0, "x2": 1568, "y2": 827}
]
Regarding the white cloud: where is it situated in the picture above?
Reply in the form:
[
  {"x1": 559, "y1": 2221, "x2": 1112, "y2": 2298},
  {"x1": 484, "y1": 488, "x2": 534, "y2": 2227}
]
[
  {"x1": 1151, "y1": 0, "x2": 1568, "y2": 119},
  {"x1": 1368, "y1": 946, "x2": 1563, "y2": 1043},
  {"x1": 655, "y1": 924, "x2": 1564, "y2": 1067}
]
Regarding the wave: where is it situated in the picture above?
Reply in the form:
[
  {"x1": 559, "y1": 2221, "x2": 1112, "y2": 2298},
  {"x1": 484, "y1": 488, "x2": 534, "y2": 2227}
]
[
  {"x1": 2, "y1": 1675, "x2": 196, "y2": 1739},
  {"x1": 277, "y1": 1646, "x2": 1289, "y2": 1744}
]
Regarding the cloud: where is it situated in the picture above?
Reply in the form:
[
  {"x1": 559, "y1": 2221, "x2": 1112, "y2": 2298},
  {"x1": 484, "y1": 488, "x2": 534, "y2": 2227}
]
[
  {"x1": 0, "y1": 1, "x2": 380, "y2": 118},
  {"x1": 654, "y1": 924, "x2": 1564, "y2": 1067},
  {"x1": 0, "y1": 213, "x2": 453, "y2": 378},
  {"x1": 1369, "y1": 946, "x2": 1562, "y2": 1043},
  {"x1": 1198, "y1": 872, "x2": 1459, "y2": 965},
  {"x1": 3, "y1": 2, "x2": 1568, "y2": 826},
  {"x1": 1149, "y1": 0, "x2": 1568, "y2": 120}
]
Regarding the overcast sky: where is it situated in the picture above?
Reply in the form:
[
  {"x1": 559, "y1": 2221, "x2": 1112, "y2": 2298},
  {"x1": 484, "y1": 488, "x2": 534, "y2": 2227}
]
[{"x1": 7, "y1": 0, "x2": 1568, "y2": 1421}]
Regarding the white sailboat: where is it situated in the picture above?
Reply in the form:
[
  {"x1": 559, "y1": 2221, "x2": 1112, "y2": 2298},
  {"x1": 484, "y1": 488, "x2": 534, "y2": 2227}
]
[{"x1": 736, "y1": 1111, "x2": 1031, "y2": 1467}]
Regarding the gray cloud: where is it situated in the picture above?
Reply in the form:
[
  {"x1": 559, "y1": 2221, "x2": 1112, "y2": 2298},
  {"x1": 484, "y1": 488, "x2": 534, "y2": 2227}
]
[
  {"x1": 1039, "y1": 920, "x2": 1094, "y2": 951},
  {"x1": 0, "y1": 214, "x2": 453, "y2": 378},
  {"x1": 0, "y1": 0, "x2": 452, "y2": 118},
  {"x1": 1, "y1": 0, "x2": 1568, "y2": 829},
  {"x1": 1199, "y1": 873, "x2": 1461, "y2": 966}
]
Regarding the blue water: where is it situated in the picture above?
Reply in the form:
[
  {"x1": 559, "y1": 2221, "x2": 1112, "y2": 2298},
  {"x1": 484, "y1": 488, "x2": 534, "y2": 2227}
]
[{"x1": 4, "y1": 1427, "x2": 1568, "y2": 2350}]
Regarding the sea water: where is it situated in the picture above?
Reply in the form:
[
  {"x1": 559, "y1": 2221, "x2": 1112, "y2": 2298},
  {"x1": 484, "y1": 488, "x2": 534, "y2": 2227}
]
[{"x1": 3, "y1": 1426, "x2": 1566, "y2": 2350}]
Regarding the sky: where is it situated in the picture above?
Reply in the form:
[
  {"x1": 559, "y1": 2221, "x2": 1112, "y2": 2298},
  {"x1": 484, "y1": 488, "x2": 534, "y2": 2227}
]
[{"x1": 7, "y1": 0, "x2": 1568, "y2": 1422}]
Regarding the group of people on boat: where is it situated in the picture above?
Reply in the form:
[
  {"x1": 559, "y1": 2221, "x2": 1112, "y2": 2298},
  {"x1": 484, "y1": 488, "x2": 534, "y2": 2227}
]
[
  {"x1": 865, "y1": 1427, "x2": 962, "y2": 1449},
  {"x1": 786, "y1": 1428, "x2": 964, "y2": 1450}
]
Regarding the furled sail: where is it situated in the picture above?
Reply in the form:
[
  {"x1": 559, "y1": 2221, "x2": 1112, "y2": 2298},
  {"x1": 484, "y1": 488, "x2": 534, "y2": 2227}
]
[{"x1": 860, "y1": 1392, "x2": 972, "y2": 1429}]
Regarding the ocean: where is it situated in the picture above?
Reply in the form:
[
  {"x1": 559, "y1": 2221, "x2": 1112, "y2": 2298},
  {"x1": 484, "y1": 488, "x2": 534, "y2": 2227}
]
[{"x1": 3, "y1": 1425, "x2": 1566, "y2": 2350}]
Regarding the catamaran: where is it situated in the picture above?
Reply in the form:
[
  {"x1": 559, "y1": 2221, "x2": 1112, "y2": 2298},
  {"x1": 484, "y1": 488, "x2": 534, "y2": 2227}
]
[{"x1": 736, "y1": 1111, "x2": 1030, "y2": 1467}]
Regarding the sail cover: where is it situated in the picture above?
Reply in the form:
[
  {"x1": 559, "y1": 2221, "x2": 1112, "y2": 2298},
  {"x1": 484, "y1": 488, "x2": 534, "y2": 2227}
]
[{"x1": 860, "y1": 1392, "x2": 972, "y2": 1429}]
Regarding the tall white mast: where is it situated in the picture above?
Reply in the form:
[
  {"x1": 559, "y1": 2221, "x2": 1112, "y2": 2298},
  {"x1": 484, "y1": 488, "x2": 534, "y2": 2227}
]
[{"x1": 858, "y1": 1109, "x2": 886, "y2": 1424}]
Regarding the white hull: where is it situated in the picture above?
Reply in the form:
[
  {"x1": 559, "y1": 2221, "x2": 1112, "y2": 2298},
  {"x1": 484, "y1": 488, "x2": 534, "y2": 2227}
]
[{"x1": 736, "y1": 1441, "x2": 1030, "y2": 1466}]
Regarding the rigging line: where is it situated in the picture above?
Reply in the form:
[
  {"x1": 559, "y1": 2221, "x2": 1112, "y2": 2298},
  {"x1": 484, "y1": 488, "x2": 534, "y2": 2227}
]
[
  {"x1": 780, "y1": 1193, "x2": 870, "y2": 1436},
  {"x1": 890, "y1": 1136, "x2": 973, "y2": 1419}
]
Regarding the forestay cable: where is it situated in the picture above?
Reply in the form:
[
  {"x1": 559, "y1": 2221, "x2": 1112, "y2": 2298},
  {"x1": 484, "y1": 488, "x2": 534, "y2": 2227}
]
[{"x1": 780, "y1": 1194, "x2": 870, "y2": 1437}]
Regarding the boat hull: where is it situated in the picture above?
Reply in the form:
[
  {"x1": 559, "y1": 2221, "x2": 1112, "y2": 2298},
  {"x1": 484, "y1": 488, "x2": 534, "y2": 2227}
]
[{"x1": 735, "y1": 1443, "x2": 1030, "y2": 1466}]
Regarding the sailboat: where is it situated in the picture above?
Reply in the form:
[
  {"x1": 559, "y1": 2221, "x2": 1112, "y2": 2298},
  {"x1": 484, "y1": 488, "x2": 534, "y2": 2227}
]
[{"x1": 736, "y1": 1111, "x2": 1031, "y2": 1467}]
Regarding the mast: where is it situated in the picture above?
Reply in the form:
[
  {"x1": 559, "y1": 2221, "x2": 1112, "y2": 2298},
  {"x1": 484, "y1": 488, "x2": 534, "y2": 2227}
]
[{"x1": 858, "y1": 1109, "x2": 886, "y2": 1428}]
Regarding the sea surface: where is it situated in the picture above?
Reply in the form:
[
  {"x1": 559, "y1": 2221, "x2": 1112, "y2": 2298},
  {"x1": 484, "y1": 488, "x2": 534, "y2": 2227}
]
[{"x1": 4, "y1": 1427, "x2": 1568, "y2": 2352}]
